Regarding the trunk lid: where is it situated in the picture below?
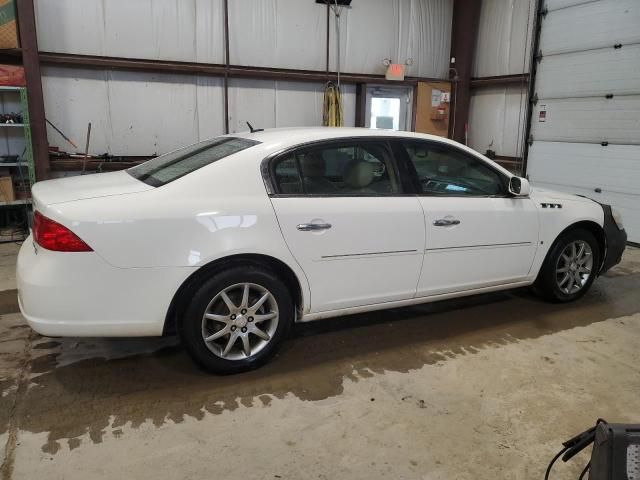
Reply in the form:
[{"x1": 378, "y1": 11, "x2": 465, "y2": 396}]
[{"x1": 31, "y1": 170, "x2": 153, "y2": 206}]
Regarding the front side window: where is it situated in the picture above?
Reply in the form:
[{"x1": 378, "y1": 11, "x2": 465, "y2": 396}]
[
  {"x1": 273, "y1": 141, "x2": 401, "y2": 195},
  {"x1": 402, "y1": 141, "x2": 506, "y2": 196},
  {"x1": 128, "y1": 137, "x2": 259, "y2": 187}
]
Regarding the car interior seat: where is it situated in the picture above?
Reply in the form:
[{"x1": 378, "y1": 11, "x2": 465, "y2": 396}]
[
  {"x1": 343, "y1": 159, "x2": 376, "y2": 194},
  {"x1": 301, "y1": 153, "x2": 339, "y2": 193}
]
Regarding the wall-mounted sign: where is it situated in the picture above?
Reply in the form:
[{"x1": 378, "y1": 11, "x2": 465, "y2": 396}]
[{"x1": 538, "y1": 105, "x2": 547, "y2": 122}]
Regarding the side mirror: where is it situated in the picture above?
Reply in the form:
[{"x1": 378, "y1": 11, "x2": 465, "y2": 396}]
[{"x1": 509, "y1": 176, "x2": 531, "y2": 196}]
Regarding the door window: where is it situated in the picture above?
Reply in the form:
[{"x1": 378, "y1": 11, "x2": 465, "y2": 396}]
[
  {"x1": 401, "y1": 141, "x2": 506, "y2": 196},
  {"x1": 273, "y1": 142, "x2": 401, "y2": 195}
]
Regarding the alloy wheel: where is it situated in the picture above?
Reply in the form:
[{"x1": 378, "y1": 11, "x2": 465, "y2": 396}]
[
  {"x1": 201, "y1": 282, "x2": 279, "y2": 360},
  {"x1": 555, "y1": 240, "x2": 593, "y2": 295}
]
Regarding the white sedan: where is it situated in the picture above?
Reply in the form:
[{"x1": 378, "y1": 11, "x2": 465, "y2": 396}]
[{"x1": 17, "y1": 128, "x2": 626, "y2": 373}]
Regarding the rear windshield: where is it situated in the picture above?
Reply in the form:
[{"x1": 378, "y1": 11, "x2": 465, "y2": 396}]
[{"x1": 127, "y1": 137, "x2": 259, "y2": 187}]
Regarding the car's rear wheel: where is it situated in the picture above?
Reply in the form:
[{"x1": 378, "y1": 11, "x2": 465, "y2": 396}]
[
  {"x1": 180, "y1": 265, "x2": 293, "y2": 374},
  {"x1": 534, "y1": 228, "x2": 600, "y2": 302}
]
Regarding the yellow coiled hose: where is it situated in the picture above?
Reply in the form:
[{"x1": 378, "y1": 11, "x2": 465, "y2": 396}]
[{"x1": 323, "y1": 82, "x2": 344, "y2": 127}]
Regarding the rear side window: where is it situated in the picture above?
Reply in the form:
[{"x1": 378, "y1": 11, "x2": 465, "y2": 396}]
[
  {"x1": 273, "y1": 142, "x2": 401, "y2": 195},
  {"x1": 128, "y1": 137, "x2": 259, "y2": 187}
]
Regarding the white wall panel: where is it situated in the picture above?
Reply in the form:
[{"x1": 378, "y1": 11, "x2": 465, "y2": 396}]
[
  {"x1": 536, "y1": 44, "x2": 640, "y2": 99},
  {"x1": 473, "y1": 0, "x2": 536, "y2": 77},
  {"x1": 42, "y1": 67, "x2": 224, "y2": 156},
  {"x1": 330, "y1": 0, "x2": 452, "y2": 78},
  {"x1": 531, "y1": 97, "x2": 640, "y2": 144},
  {"x1": 468, "y1": 86, "x2": 528, "y2": 157},
  {"x1": 400, "y1": 0, "x2": 453, "y2": 78},
  {"x1": 35, "y1": 0, "x2": 225, "y2": 64},
  {"x1": 228, "y1": 79, "x2": 355, "y2": 133},
  {"x1": 43, "y1": 68, "x2": 355, "y2": 155},
  {"x1": 540, "y1": 0, "x2": 640, "y2": 56},
  {"x1": 229, "y1": 0, "x2": 326, "y2": 70},
  {"x1": 36, "y1": 0, "x2": 452, "y2": 79}
]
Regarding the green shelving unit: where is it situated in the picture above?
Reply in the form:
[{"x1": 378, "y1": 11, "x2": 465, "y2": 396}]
[{"x1": 0, "y1": 86, "x2": 35, "y2": 242}]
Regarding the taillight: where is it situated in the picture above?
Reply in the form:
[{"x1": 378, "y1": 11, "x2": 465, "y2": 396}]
[{"x1": 32, "y1": 211, "x2": 93, "y2": 252}]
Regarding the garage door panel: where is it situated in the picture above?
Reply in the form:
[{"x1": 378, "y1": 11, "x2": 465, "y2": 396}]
[
  {"x1": 531, "y1": 96, "x2": 640, "y2": 144},
  {"x1": 529, "y1": 1, "x2": 640, "y2": 244},
  {"x1": 528, "y1": 142, "x2": 640, "y2": 196},
  {"x1": 540, "y1": 0, "x2": 640, "y2": 55},
  {"x1": 536, "y1": 44, "x2": 640, "y2": 98},
  {"x1": 544, "y1": 0, "x2": 599, "y2": 12}
]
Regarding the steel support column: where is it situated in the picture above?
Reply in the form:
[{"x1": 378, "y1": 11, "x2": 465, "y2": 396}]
[
  {"x1": 448, "y1": 0, "x2": 482, "y2": 143},
  {"x1": 16, "y1": 0, "x2": 49, "y2": 180}
]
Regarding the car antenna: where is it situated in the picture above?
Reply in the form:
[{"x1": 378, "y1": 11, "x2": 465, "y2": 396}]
[{"x1": 246, "y1": 121, "x2": 264, "y2": 133}]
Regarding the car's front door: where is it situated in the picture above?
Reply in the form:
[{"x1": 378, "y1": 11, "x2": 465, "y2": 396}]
[
  {"x1": 267, "y1": 139, "x2": 425, "y2": 313},
  {"x1": 396, "y1": 140, "x2": 539, "y2": 296}
]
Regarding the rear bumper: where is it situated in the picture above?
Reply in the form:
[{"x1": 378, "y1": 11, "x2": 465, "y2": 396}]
[
  {"x1": 600, "y1": 204, "x2": 627, "y2": 274},
  {"x1": 17, "y1": 236, "x2": 194, "y2": 337}
]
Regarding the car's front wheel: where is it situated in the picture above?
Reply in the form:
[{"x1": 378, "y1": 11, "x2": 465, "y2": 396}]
[
  {"x1": 535, "y1": 228, "x2": 601, "y2": 302},
  {"x1": 180, "y1": 265, "x2": 293, "y2": 374}
]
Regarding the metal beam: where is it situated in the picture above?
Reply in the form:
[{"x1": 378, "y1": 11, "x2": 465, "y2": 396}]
[
  {"x1": 448, "y1": 0, "x2": 483, "y2": 143},
  {"x1": 16, "y1": 0, "x2": 49, "y2": 180},
  {"x1": 470, "y1": 73, "x2": 529, "y2": 89},
  {"x1": 38, "y1": 52, "x2": 444, "y2": 86},
  {"x1": 223, "y1": 0, "x2": 230, "y2": 134},
  {"x1": 354, "y1": 83, "x2": 366, "y2": 127},
  {"x1": 522, "y1": 0, "x2": 544, "y2": 176}
]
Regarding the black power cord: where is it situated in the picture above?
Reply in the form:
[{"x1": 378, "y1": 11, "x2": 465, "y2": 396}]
[{"x1": 544, "y1": 419, "x2": 607, "y2": 480}]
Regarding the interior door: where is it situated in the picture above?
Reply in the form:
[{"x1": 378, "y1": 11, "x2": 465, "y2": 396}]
[
  {"x1": 365, "y1": 85, "x2": 413, "y2": 131},
  {"x1": 397, "y1": 139, "x2": 539, "y2": 296},
  {"x1": 268, "y1": 139, "x2": 425, "y2": 313}
]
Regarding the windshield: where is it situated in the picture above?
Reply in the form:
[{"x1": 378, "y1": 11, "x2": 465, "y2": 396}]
[{"x1": 127, "y1": 137, "x2": 260, "y2": 187}]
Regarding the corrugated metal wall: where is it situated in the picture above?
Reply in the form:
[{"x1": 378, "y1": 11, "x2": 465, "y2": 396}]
[
  {"x1": 34, "y1": 0, "x2": 452, "y2": 156},
  {"x1": 468, "y1": 0, "x2": 535, "y2": 160}
]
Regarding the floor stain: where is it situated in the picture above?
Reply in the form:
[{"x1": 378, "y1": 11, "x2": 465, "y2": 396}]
[
  {"x1": 3, "y1": 271, "x2": 640, "y2": 454},
  {"x1": 0, "y1": 290, "x2": 18, "y2": 316}
]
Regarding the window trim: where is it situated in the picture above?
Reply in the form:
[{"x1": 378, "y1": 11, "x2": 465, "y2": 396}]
[
  {"x1": 262, "y1": 137, "x2": 414, "y2": 198},
  {"x1": 391, "y1": 139, "x2": 511, "y2": 198}
]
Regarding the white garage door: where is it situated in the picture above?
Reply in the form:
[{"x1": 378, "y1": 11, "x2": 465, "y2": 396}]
[{"x1": 526, "y1": 0, "x2": 640, "y2": 243}]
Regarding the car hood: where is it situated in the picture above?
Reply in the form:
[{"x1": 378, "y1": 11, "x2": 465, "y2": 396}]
[
  {"x1": 529, "y1": 186, "x2": 597, "y2": 204},
  {"x1": 31, "y1": 170, "x2": 154, "y2": 206}
]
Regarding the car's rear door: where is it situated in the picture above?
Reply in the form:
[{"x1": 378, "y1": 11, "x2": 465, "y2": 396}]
[
  {"x1": 267, "y1": 138, "x2": 425, "y2": 313},
  {"x1": 394, "y1": 139, "x2": 539, "y2": 296}
]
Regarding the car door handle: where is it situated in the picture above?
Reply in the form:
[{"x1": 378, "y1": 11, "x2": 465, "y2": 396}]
[
  {"x1": 433, "y1": 218, "x2": 460, "y2": 227},
  {"x1": 297, "y1": 223, "x2": 332, "y2": 231}
]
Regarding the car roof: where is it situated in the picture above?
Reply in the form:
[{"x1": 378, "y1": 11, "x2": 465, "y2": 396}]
[{"x1": 232, "y1": 126, "x2": 454, "y2": 149}]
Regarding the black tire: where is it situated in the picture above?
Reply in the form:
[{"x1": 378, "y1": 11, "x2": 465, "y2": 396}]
[
  {"x1": 534, "y1": 228, "x2": 601, "y2": 303},
  {"x1": 179, "y1": 264, "x2": 293, "y2": 374}
]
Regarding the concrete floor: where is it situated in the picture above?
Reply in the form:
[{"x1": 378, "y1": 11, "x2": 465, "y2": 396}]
[{"x1": 1, "y1": 242, "x2": 640, "y2": 480}]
